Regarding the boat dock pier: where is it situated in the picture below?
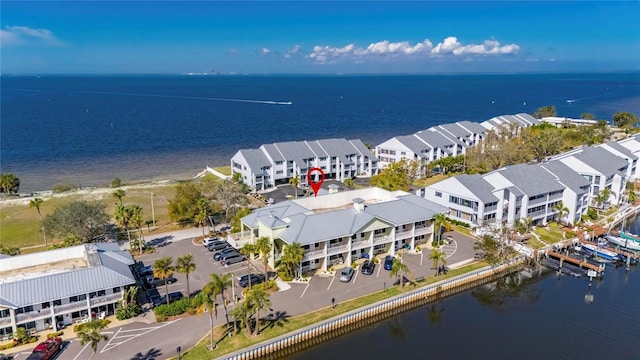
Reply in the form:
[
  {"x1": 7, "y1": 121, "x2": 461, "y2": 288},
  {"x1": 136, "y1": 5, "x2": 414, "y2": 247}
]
[{"x1": 546, "y1": 251, "x2": 604, "y2": 275}]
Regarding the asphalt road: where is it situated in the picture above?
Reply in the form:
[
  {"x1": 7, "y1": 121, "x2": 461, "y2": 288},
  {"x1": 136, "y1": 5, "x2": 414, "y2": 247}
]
[{"x1": 19, "y1": 228, "x2": 477, "y2": 360}]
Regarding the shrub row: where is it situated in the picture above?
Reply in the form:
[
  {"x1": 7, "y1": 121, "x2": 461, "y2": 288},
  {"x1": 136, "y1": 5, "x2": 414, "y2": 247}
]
[
  {"x1": 47, "y1": 331, "x2": 64, "y2": 338},
  {"x1": 153, "y1": 297, "x2": 192, "y2": 318},
  {"x1": 74, "y1": 319, "x2": 111, "y2": 333}
]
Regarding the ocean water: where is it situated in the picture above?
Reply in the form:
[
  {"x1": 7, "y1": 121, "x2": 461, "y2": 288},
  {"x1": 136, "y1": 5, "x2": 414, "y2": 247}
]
[{"x1": 2, "y1": 73, "x2": 639, "y2": 192}]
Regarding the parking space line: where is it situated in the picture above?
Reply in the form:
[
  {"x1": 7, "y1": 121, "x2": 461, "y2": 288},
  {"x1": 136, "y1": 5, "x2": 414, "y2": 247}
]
[
  {"x1": 420, "y1": 253, "x2": 424, "y2": 266},
  {"x1": 301, "y1": 279, "x2": 311, "y2": 298},
  {"x1": 327, "y1": 275, "x2": 335, "y2": 291},
  {"x1": 73, "y1": 342, "x2": 91, "y2": 360},
  {"x1": 352, "y1": 270, "x2": 359, "y2": 283},
  {"x1": 376, "y1": 263, "x2": 382, "y2": 277}
]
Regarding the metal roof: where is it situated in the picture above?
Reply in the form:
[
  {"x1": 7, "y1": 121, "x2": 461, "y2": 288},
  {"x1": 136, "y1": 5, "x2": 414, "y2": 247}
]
[
  {"x1": 455, "y1": 174, "x2": 501, "y2": 204},
  {"x1": 570, "y1": 147, "x2": 629, "y2": 176},
  {"x1": 602, "y1": 141, "x2": 638, "y2": 160},
  {"x1": 541, "y1": 161, "x2": 591, "y2": 194},
  {"x1": 492, "y1": 163, "x2": 565, "y2": 197},
  {"x1": 414, "y1": 130, "x2": 455, "y2": 149},
  {"x1": 349, "y1": 139, "x2": 378, "y2": 162},
  {"x1": 261, "y1": 144, "x2": 285, "y2": 162},
  {"x1": 395, "y1": 135, "x2": 431, "y2": 157},
  {"x1": 0, "y1": 243, "x2": 135, "y2": 309},
  {"x1": 237, "y1": 148, "x2": 271, "y2": 169}
]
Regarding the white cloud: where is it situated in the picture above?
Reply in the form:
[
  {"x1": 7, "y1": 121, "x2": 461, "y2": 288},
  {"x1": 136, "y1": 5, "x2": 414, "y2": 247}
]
[
  {"x1": 432, "y1": 37, "x2": 519, "y2": 56},
  {"x1": 1, "y1": 25, "x2": 62, "y2": 46},
  {"x1": 260, "y1": 47, "x2": 271, "y2": 55},
  {"x1": 308, "y1": 36, "x2": 519, "y2": 64},
  {"x1": 284, "y1": 44, "x2": 301, "y2": 58}
]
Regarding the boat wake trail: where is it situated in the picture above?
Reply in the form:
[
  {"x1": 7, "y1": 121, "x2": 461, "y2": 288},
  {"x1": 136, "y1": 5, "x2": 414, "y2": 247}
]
[{"x1": 82, "y1": 90, "x2": 293, "y2": 105}]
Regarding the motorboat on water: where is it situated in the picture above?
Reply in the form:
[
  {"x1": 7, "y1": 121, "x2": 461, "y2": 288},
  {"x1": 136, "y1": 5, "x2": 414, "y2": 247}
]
[
  {"x1": 618, "y1": 231, "x2": 640, "y2": 244},
  {"x1": 582, "y1": 243, "x2": 622, "y2": 261},
  {"x1": 604, "y1": 234, "x2": 640, "y2": 251}
]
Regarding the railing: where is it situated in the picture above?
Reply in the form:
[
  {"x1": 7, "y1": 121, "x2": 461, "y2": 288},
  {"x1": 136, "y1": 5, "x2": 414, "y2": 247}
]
[
  {"x1": 414, "y1": 227, "x2": 431, "y2": 236},
  {"x1": 89, "y1": 293, "x2": 122, "y2": 306},
  {"x1": 16, "y1": 310, "x2": 51, "y2": 323},
  {"x1": 0, "y1": 317, "x2": 11, "y2": 326},
  {"x1": 326, "y1": 244, "x2": 348, "y2": 256},
  {"x1": 223, "y1": 256, "x2": 526, "y2": 360},
  {"x1": 54, "y1": 301, "x2": 87, "y2": 313},
  {"x1": 373, "y1": 235, "x2": 391, "y2": 244},
  {"x1": 303, "y1": 249, "x2": 325, "y2": 260},
  {"x1": 351, "y1": 240, "x2": 371, "y2": 250}
]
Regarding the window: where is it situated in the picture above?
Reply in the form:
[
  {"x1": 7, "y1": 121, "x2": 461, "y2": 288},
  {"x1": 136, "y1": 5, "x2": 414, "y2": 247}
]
[
  {"x1": 41, "y1": 302, "x2": 51, "y2": 309},
  {"x1": 70, "y1": 295, "x2": 87, "y2": 303},
  {"x1": 374, "y1": 229, "x2": 386, "y2": 235},
  {"x1": 276, "y1": 170, "x2": 283, "y2": 175},
  {"x1": 320, "y1": 157, "x2": 327, "y2": 161},
  {"x1": 594, "y1": 175, "x2": 601, "y2": 183},
  {"x1": 401, "y1": 151, "x2": 406, "y2": 156},
  {"x1": 275, "y1": 161, "x2": 283, "y2": 165},
  {"x1": 351, "y1": 234, "x2": 357, "y2": 240},
  {"x1": 435, "y1": 191, "x2": 442, "y2": 198},
  {"x1": 0, "y1": 309, "x2": 9, "y2": 318},
  {"x1": 113, "y1": 287, "x2": 121, "y2": 293},
  {"x1": 53, "y1": 299, "x2": 62, "y2": 306}
]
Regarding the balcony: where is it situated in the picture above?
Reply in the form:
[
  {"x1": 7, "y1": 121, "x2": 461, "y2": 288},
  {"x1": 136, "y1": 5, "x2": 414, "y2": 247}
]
[
  {"x1": 227, "y1": 231, "x2": 253, "y2": 248},
  {"x1": 414, "y1": 227, "x2": 431, "y2": 236},
  {"x1": 0, "y1": 317, "x2": 11, "y2": 326},
  {"x1": 395, "y1": 231, "x2": 413, "y2": 240},
  {"x1": 327, "y1": 244, "x2": 348, "y2": 256},
  {"x1": 351, "y1": 240, "x2": 371, "y2": 250},
  {"x1": 373, "y1": 235, "x2": 391, "y2": 245},
  {"x1": 90, "y1": 293, "x2": 122, "y2": 306},
  {"x1": 16, "y1": 310, "x2": 52, "y2": 324},
  {"x1": 303, "y1": 248, "x2": 325, "y2": 260},
  {"x1": 54, "y1": 301, "x2": 88, "y2": 313}
]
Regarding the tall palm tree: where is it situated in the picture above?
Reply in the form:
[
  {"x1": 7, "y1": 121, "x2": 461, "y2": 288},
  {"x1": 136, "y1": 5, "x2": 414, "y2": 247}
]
[
  {"x1": 196, "y1": 280, "x2": 220, "y2": 350},
  {"x1": 112, "y1": 189, "x2": 126, "y2": 206},
  {"x1": 114, "y1": 205, "x2": 133, "y2": 246},
  {"x1": 211, "y1": 273, "x2": 232, "y2": 318},
  {"x1": 77, "y1": 320, "x2": 109, "y2": 359},
  {"x1": 176, "y1": 254, "x2": 196, "y2": 298},
  {"x1": 230, "y1": 299, "x2": 254, "y2": 336},
  {"x1": 390, "y1": 258, "x2": 412, "y2": 288},
  {"x1": 552, "y1": 201, "x2": 570, "y2": 225},
  {"x1": 428, "y1": 248, "x2": 446, "y2": 276},
  {"x1": 153, "y1": 257, "x2": 174, "y2": 305},
  {"x1": 289, "y1": 175, "x2": 300, "y2": 198},
  {"x1": 255, "y1": 236, "x2": 272, "y2": 279},
  {"x1": 280, "y1": 242, "x2": 305, "y2": 279},
  {"x1": 433, "y1": 213, "x2": 450, "y2": 245},
  {"x1": 195, "y1": 210, "x2": 209, "y2": 238},
  {"x1": 246, "y1": 287, "x2": 271, "y2": 336},
  {"x1": 240, "y1": 243, "x2": 256, "y2": 287},
  {"x1": 129, "y1": 204, "x2": 145, "y2": 254},
  {"x1": 29, "y1": 197, "x2": 46, "y2": 245}
]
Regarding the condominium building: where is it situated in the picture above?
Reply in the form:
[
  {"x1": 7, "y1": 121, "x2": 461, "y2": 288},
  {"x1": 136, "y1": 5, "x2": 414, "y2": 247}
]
[
  {"x1": 0, "y1": 243, "x2": 136, "y2": 339},
  {"x1": 227, "y1": 187, "x2": 447, "y2": 274},
  {"x1": 231, "y1": 138, "x2": 377, "y2": 191}
]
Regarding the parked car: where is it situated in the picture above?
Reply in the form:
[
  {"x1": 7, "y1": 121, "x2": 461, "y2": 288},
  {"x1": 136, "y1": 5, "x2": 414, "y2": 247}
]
[
  {"x1": 25, "y1": 337, "x2": 62, "y2": 360},
  {"x1": 207, "y1": 240, "x2": 230, "y2": 251},
  {"x1": 153, "y1": 291, "x2": 184, "y2": 307},
  {"x1": 239, "y1": 273, "x2": 266, "y2": 288},
  {"x1": 202, "y1": 237, "x2": 218, "y2": 247},
  {"x1": 220, "y1": 253, "x2": 247, "y2": 265},
  {"x1": 361, "y1": 260, "x2": 375, "y2": 275},
  {"x1": 214, "y1": 248, "x2": 238, "y2": 261},
  {"x1": 384, "y1": 255, "x2": 394, "y2": 270},
  {"x1": 339, "y1": 267, "x2": 355, "y2": 282}
]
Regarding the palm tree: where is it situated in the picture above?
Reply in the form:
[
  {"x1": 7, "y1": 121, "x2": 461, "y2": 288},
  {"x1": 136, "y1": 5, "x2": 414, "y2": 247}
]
[
  {"x1": 176, "y1": 254, "x2": 196, "y2": 298},
  {"x1": 29, "y1": 197, "x2": 46, "y2": 245},
  {"x1": 240, "y1": 243, "x2": 256, "y2": 287},
  {"x1": 129, "y1": 204, "x2": 145, "y2": 254},
  {"x1": 195, "y1": 210, "x2": 209, "y2": 238},
  {"x1": 433, "y1": 213, "x2": 450, "y2": 245},
  {"x1": 196, "y1": 279, "x2": 220, "y2": 350},
  {"x1": 230, "y1": 299, "x2": 254, "y2": 336},
  {"x1": 552, "y1": 201, "x2": 570, "y2": 225},
  {"x1": 255, "y1": 236, "x2": 272, "y2": 279},
  {"x1": 629, "y1": 189, "x2": 638, "y2": 204},
  {"x1": 279, "y1": 242, "x2": 305, "y2": 279},
  {"x1": 211, "y1": 273, "x2": 232, "y2": 318},
  {"x1": 289, "y1": 175, "x2": 300, "y2": 198},
  {"x1": 246, "y1": 287, "x2": 271, "y2": 336},
  {"x1": 343, "y1": 178, "x2": 355, "y2": 190},
  {"x1": 428, "y1": 248, "x2": 446, "y2": 276},
  {"x1": 114, "y1": 205, "x2": 133, "y2": 246},
  {"x1": 390, "y1": 258, "x2": 412, "y2": 288},
  {"x1": 112, "y1": 189, "x2": 126, "y2": 206},
  {"x1": 77, "y1": 320, "x2": 109, "y2": 359},
  {"x1": 153, "y1": 257, "x2": 174, "y2": 305}
]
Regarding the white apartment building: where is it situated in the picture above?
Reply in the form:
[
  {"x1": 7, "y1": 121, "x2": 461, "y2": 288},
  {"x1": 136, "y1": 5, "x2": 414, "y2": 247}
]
[
  {"x1": 231, "y1": 138, "x2": 377, "y2": 191},
  {"x1": 227, "y1": 187, "x2": 447, "y2": 274}
]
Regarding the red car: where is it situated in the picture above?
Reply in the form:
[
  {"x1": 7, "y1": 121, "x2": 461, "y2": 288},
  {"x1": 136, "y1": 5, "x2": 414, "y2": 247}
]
[{"x1": 26, "y1": 337, "x2": 62, "y2": 360}]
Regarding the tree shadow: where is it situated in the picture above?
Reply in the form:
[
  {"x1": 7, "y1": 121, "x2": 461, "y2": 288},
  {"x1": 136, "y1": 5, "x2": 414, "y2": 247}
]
[
  {"x1": 426, "y1": 303, "x2": 444, "y2": 325},
  {"x1": 261, "y1": 310, "x2": 290, "y2": 332},
  {"x1": 129, "y1": 347, "x2": 163, "y2": 360}
]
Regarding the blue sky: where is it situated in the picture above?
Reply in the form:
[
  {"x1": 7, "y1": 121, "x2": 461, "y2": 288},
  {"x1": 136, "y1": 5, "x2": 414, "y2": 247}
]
[{"x1": 1, "y1": 1, "x2": 639, "y2": 74}]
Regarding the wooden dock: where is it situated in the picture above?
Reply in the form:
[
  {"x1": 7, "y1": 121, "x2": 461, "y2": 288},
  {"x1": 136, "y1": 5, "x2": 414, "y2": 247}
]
[{"x1": 546, "y1": 251, "x2": 603, "y2": 273}]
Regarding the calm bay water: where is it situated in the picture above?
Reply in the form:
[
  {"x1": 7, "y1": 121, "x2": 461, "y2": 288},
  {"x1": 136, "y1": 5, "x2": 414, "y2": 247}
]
[
  {"x1": 2, "y1": 73, "x2": 639, "y2": 192},
  {"x1": 288, "y1": 265, "x2": 640, "y2": 360}
]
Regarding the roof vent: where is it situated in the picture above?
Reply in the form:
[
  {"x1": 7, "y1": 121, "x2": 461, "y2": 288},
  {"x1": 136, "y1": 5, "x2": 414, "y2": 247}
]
[
  {"x1": 328, "y1": 184, "x2": 339, "y2": 194},
  {"x1": 353, "y1": 198, "x2": 365, "y2": 212},
  {"x1": 269, "y1": 211, "x2": 275, "y2": 218}
]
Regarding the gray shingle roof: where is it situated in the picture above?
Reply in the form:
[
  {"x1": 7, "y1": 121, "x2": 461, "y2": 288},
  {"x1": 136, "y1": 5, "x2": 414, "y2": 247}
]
[
  {"x1": 261, "y1": 144, "x2": 285, "y2": 162},
  {"x1": 414, "y1": 130, "x2": 455, "y2": 148},
  {"x1": 457, "y1": 120, "x2": 488, "y2": 135},
  {"x1": 349, "y1": 139, "x2": 378, "y2": 162},
  {"x1": 438, "y1": 123, "x2": 471, "y2": 138},
  {"x1": 305, "y1": 141, "x2": 327, "y2": 158},
  {"x1": 241, "y1": 202, "x2": 309, "y2": 227},
  {"x1": 279, "y1": 209, "x2": 377, "y2": 245},
  {"x1": 603, "y1": 141, "x2": 638, "y2": 160},
  {"x1": 366, "y1": 195, "x2": 448, "y2": 224},
  {"x1": 493, "y1": 163, "x2": 564, "y2": 196},
  {"x1": 0, "y1": 243, "x2": 135, "y2": 308},
  {"x1": 455, "y1": 174, "x2": 500, "y2": 204},
  {"x1": 571, "y1": 147, "x2": 628, "y2": 175},
  {"x1": 238, "y1": 148, "x2": 271, "y2": 169},
  {"x1": 541, "y1": 161, "x2": 591, "y2": 194},
  {"x1": 274, "y1": 141, "x2": 316, "y2": 161},
  {"x1": 395, "y1": 135, "x2": 431, "y2": 158}
]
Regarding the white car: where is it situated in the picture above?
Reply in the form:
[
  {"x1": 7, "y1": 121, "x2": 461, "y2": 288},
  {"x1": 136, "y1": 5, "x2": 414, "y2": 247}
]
[{"x1": 202, "y1": 237, "x2": 218, "y2": 247}]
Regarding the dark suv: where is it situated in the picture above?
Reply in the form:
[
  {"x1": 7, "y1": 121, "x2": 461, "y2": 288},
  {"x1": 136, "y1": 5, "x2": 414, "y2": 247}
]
[
  {"x1": 361, "y1": 260, "x2": 375, "y2": 275},
  {"x1": 239, "y1": 273, "x2": 266, "y2": 287},
  {"x1": 207, "y1": 240, "x2": 230, "y2": 251},
  {"x1": 214, "y1": 248, "x2": 238, "y2": 261},
  {"x1": 384, "y1": 255, "x2": 394, "y2": 270}
]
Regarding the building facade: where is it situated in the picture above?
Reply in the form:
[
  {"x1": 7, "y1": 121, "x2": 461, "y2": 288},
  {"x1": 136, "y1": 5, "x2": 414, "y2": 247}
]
[{"x1": 0, "y1": 243, "x2": 136, "y2": 339}]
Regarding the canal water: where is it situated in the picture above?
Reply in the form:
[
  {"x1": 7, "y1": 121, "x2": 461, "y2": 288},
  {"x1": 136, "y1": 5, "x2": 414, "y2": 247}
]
[{"x1": 287, "y1": 221, "x2": 640, "y2": 360}]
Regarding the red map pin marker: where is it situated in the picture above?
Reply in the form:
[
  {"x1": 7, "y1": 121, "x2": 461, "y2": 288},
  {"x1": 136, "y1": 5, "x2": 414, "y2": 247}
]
[{"x1": 306, "y1": 167, "x2": 325, "y2": 197}]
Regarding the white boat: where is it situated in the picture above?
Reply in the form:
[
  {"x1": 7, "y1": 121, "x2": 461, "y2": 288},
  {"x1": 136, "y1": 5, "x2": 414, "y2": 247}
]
[
  {"x1": 582, "y1": 243, "x2": 621, "y2": 261},
  {"x1": 604, "y1": 234, "x2": 640, "y2": 251}
]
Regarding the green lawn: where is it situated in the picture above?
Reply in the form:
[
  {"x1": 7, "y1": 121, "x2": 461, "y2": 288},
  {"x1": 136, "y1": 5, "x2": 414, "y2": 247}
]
[
  {"x1": 212, "y1": 166, "x2": 232, "y2": 176},
  {"x1": 533, "y1": 223, "x2": 565, "y2": 244},
  {"x1": 177, "y1": 261, "x2": 489, "y2": 360},
  {"x1": 412, "y1": 174, "x2": 450, "y2": 188},
  {"x1": 526, "y1": 237, "x2": 546, "y2": 249}
]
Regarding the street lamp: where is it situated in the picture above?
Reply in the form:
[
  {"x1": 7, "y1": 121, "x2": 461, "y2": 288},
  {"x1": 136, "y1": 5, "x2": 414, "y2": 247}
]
[{"x1": 177, "y1": 346, "x2": 182, "y2": 360}]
